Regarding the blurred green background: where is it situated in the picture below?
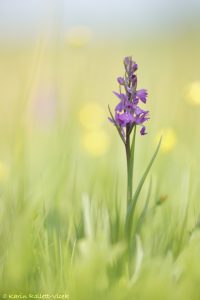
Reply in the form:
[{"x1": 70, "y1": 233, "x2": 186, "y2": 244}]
[{"x1": 0, "y1": 1, "x2": 200, "y2": 299}]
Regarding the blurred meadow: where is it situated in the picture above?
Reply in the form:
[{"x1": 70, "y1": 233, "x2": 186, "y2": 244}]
[{"x1": 1, "y1": 0, "x2": 200, "y2": 299}]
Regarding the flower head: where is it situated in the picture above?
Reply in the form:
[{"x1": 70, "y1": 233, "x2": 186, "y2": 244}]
[{"x1": 109, "y1": 57, "x2": 149, "y2": 138}]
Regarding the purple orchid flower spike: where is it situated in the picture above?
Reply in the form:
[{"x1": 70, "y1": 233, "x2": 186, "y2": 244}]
[{"x1": 108, "y1": 56, "x2": 149, "y2": 138}]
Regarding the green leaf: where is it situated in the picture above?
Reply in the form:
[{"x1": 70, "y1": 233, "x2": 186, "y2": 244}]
[
  {"x1": 135, "y1": 177, "x2": 152, "y2": 234},
  {"x1": 126, "y1": 136, "x2": 162, "y2": 236}
]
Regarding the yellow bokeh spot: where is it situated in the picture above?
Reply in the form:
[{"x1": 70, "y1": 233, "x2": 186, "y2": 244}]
[
  {"x1": 0, "y1": 161, "x2": 9, "y2": 181},
  {"x1": 66, "y1": 26, "x2": 92, "y2": 48},
  {"x1": 82, "y1": 130, "x2": 110, "y2": 156},
  {"x1": 79, "y1": 103, "x2": 105, "y2": 130},
  {"x1": 186, "y1": 81, "x2": 200, "y2": 105},
  {"x1": 156, "y1": 128, "x2": 177, "y2": 153}
]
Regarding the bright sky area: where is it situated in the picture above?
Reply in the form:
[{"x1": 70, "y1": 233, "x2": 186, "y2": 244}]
[{"x1": 0, "y1": 0, "x2": 200, "y2": 40}]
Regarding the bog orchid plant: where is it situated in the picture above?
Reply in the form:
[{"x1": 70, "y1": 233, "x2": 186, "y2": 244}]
[{"x1": 108, "y1": 56, "x2": 162, "y2": 240}]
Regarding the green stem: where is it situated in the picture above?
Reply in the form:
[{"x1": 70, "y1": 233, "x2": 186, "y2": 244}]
[
  {"x1": 125, "y1": 126, "x2": 136, "y2": 209},
  {"x1": 125, "y1": 132, "x2": 132, "y2": 207},
  {"x1": 125, "y1": 126, "x2": 136, "y2": 242}
]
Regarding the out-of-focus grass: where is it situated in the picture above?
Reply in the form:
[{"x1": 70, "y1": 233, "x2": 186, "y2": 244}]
[{"x1": 0, "y1": 33, "x2": 200, "y2": 299}]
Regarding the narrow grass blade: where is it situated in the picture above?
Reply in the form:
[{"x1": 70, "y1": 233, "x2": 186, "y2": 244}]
[
  {"x1": 129, "y1": 235, "x2": 144, "y2": 285},
  {"x1": 135, "y1": 177, "x2": 152, "y2": 233},
  {"x1": 82, "y1": 194, "x2": 93, "y2": 239},
  {"x1": 126, "y1": 136, "x2": 162, "y2": 235},
  {"x1": 176, "y1": 171, "x2": 191, "y2": 255}
]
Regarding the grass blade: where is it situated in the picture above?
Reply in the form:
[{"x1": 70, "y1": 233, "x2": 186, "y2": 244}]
[{"x1": 135, "y1": 177, "x2": 152, "y2": 234}]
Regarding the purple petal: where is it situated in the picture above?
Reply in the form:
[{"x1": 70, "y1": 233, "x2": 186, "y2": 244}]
[
  {"x1": 117, "y1": 77, "x2": 125, "y2": 85},
  {"x1": 136, "y1": 89, "x2": 148, "y2": 103},
  {"x1": 130, "y1": 74, "x2": 137, "y2": 86},
  {"x1": 126, "y1": 87, "x2": 133, "y2": 94},
  {"x1": 124, "y1": 56, "x2": 132, "y2": 68},
  {"x1": 133, "y1": 110, "x2": 149, "y2": 125},
  {"x1": 133, "y1": 97, "x2": 139, "y2": 105},
  {"x1": 140, "y1": 126, "x2": 147, "y2": 135},
  {"x1": 115, "y1": 101, "x2": 124, "y2": 112},
  {"x1": 130, "y1": 63, "x2": 138, "y2": 74},
  {"x1": 134, "y1": 106, "x2": 145, "y2": 116},
  {"x1": 115, "y1": 112, "x2": 134, "y2": 127},
  {"x1": 125, "y1": 101, "x2": 135, "y2": 111},
  {"x1": 113, "y1": 91, "x2": 128, "y2": 102}
]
